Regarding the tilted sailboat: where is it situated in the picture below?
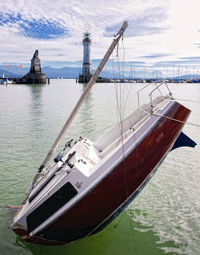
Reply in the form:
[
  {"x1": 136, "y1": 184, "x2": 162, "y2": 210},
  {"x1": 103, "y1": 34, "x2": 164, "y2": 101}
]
[{"x1": 9, "y1": 21, "x2": 196, "y2": 245}]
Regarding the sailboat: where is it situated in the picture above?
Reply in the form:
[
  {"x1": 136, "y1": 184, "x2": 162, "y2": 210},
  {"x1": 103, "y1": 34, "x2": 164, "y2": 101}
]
[
  {"x1": 9, "y1": 21, "x2": 196, "y2": 245},
  {"x1": 0, "y1": 73, "x2": 8, "y2": 85},
  {"x1": 0, "y1": 73, "x2": 13, "y2": 85}
]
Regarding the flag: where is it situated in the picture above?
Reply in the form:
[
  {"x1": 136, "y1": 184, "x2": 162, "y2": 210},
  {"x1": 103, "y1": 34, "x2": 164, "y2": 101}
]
[{"x1": 18, "y1": 64, "x2": 22, "y2": 68}]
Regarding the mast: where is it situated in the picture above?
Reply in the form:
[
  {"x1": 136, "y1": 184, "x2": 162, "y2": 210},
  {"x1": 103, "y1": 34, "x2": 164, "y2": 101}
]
[{"x1": 39, "y1": 21, "x2": 128, "y2": 170}]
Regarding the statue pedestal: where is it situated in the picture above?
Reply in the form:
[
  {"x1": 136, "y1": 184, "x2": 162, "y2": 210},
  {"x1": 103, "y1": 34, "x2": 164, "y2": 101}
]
[{"x1": 23, "y1": 50, "x2": 46, "y2": 84}]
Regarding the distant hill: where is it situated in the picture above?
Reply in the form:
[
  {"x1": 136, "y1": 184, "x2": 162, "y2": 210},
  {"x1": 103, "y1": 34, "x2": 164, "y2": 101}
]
[
  {"x1": 0, "y1": 65, "x2": 28, "y2": 77},
  {"x1": 42, "y1": 66, "x2": 82, "y2": 78},
  {"x1": 0, "y1": 65, "x2": 165, "y2": 79},
  {"x1": 0, "y1": 65, "x2": 82, "y2": 79},
  {"x1": 0, "y1": 69, "x2": 21, "y2": 78},
  {"x1": 174, "y1": 74, "x2": 200, "y2": 80},
  {"x1": 2, "y1": 63, "x2": 199, "y2": 80}
]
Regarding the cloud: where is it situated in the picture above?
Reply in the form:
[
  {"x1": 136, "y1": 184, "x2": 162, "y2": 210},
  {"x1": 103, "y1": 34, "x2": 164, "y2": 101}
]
[
  {"x1": 179, "y1": 56, "x2": 200, "y2": 61},
  {"x1": 0, "y1": 12, "x2": 68, "y2": 39},
  {"x1": 21, "y1": 20, "x2": 67, "y2": 40},
  {"x1": 153, "y1": 58, "x2": 200, "y2": 67},
  {"x1": 142, "y1": 53, "x2": 171, "y2": 59},
  {"x1": 0, "y1": 0, "x2": 200, "y2": 68},
  {"x1": 0, "y1": 1, "x2": 170, "y2": 65},
  {"x1": 105, "y1": 6, "x2": 169, "y2": 37}
]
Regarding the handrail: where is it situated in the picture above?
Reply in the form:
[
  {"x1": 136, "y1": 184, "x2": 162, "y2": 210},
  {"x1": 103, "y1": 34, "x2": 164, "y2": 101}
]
[
  {"x1": 137, "y1": 82, "x2": 172, "y2": 108},
  {"x1": 149, "y1": 82, "x2": 172, "y2": 109},
  {"x1": 137, "y1": 83, "x2": 151, "y2": 108}
]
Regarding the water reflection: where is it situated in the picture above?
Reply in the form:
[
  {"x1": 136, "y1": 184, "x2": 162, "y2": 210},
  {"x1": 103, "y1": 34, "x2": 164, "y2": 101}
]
[
  {"x1": 16, "y1": 230, "x2": 116, "y2": 255},
  {"x1": 15, "y1": 211, "x2": 167, "y2": 255},
  {"x1": 27, "y1": 83, "x2": 45, "y2": 118},
  {"x1": 78, "y1": 83, "x2": 96, "y2": 139},
  {"x1": 3, "y1": 80, "x2": 200, "y2": 255},
  {"x1": 26, "y1": 84, "x2": 47, "y2": 169}
]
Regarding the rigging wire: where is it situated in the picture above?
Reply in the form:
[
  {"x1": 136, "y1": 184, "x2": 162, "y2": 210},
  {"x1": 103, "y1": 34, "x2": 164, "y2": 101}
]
[
  {"x1": 142, "y1": 109, "x2": 200, "y2": 128},
  {"x1": 80, "y1": 36, "x2": 131, "y2": 244},
  {"x1": 81, "y1": 35, "x2": 138, "y2": 253},
  {"x1": 173, "y1": 98, "x2": 200, "y2": 104},
  {"x1": 113, "y1": 37, "x2": 138, "y2": 255},
  {"x1": 88, "y1": 97, "x2": 200, "y2": 143},
  {"x1": 88, "y1": 95, "x2": 200, "y2": 142}
]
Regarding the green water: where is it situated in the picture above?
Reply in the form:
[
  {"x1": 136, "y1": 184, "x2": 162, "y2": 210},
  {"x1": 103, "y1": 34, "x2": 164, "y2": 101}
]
[{"x1": 0, "y1": 80, "x2": 200, "y2": 255}]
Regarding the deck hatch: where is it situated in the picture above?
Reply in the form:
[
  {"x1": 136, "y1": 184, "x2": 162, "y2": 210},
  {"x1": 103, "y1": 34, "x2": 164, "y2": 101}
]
[{"x1": 27, "y1": 182, "x2": 78, "y2": 233}]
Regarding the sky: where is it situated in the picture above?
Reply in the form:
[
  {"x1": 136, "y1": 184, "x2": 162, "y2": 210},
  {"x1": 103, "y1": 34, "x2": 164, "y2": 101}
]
[{"x1": 1, "y1": 0, "x2": 200, "y2": 73}]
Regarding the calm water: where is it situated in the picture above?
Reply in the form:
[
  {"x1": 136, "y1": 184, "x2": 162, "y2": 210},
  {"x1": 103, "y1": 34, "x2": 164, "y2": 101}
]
[{"x1": 0, "y1": 80, "x2": 200, "y2": 255}]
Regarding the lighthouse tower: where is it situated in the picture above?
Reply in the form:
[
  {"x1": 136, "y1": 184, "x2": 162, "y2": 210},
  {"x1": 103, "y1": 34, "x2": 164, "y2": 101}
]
[{"x1": 82, "y1": 32, "x2": 92, "y2": 78}]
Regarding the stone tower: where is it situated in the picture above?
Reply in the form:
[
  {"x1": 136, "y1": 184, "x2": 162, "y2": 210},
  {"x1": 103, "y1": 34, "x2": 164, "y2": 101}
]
[
  {"x1": 82, "y1": 32, "x2": 92, "y2": 78},
  {"x1": 24, "y1": 50, "x2": 46, "y2": 84}
]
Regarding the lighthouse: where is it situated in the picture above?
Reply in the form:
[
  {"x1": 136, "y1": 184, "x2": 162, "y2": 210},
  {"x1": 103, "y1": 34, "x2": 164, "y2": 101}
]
[
  {"x1": 82, "y1": 32, "x2": 92, "y2": 77},
  {"x1": 78, "y1": 32, "x2": 92, "y2": 82}
]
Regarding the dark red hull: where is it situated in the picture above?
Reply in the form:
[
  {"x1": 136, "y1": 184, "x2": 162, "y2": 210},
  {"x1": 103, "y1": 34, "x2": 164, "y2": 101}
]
[{"x1": 14, "y1": 102, "x2": 190, "y2": 245}]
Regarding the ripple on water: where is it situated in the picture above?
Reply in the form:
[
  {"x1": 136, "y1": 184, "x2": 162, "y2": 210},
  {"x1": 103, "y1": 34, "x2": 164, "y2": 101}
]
[
  {"x1": 0, "y1": 81, "x2": 200, "y2": 255},
  {"x1": 129, "y1": 145, "x2": 200, "y2": 254}
]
